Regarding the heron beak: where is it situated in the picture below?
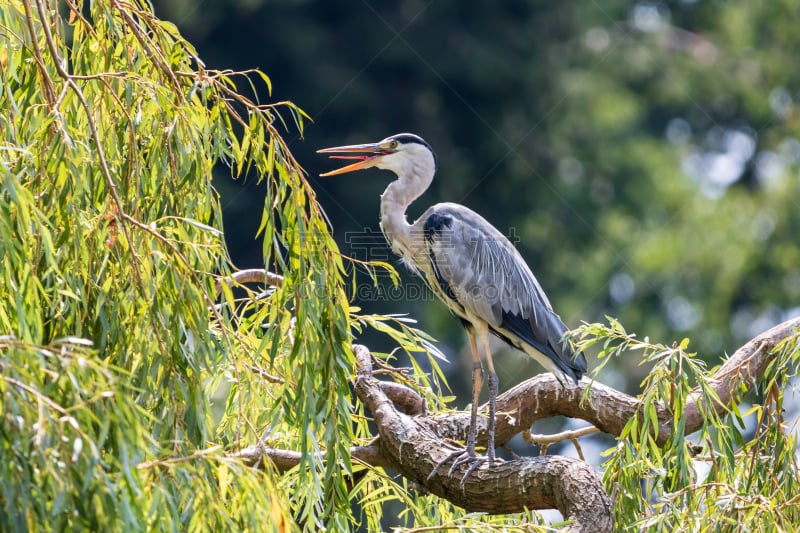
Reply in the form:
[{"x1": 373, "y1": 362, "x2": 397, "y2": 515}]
[{"x1": 317, "y1": 142, "x2": 389, "y2": 176}]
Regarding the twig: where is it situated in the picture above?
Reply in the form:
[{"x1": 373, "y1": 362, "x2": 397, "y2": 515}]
[
  {"x1": 20, "y1": 0, "x2": 56, "y2": 105},
  {"x1": 524, "y1": 425, "x2": 600, "y2": 446},
  {"x1": 138, "y1": 445, "x2": 224, "y2": 469},
  {"x1": 524, "y1": 426, "x2": 598, "y2": 460},
  {"x1": 247, "y1": 364, "x2": 284, "y2": 384}
]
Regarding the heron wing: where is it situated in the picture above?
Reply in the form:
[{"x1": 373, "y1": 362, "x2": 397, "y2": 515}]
[{"x1": 421, "y1": 203, "x2": 586, "y2": 381}]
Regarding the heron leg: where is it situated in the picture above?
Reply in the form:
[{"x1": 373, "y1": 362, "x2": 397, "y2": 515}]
[
  {"x1": 428, "y1": 333, "x2": 483, "y2": 482},
  {"x1": 465, "y1": 333, "x2": 483, "y2": 458},
  {"x1": 456, "y1": 332, "x2": 497, "y2": 483},
  {"x1": 479, "y1": 333, "x2": 498, "y2": 464}
]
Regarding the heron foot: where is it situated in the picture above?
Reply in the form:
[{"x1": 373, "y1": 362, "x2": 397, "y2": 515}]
[
  {"x1": 427, "y1": 447, "x2": 467, "y2": 481},
  {"x1": 427, "y1": 447, "x2": 500, "y2": 489}
]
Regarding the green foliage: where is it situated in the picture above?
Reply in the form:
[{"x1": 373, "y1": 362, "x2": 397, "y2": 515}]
[
  {"x1": 572, "y1": 320, "x2": 800, "y2": 532},
  {"x1": 1, "y1": 0, "x2": 346, "y2": 530},
  {"x1": 0, "y1": 338, "x2": 149, "y2": 530}
]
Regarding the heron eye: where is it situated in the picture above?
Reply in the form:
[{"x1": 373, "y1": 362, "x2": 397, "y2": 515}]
[{"x1": 389, "y1": 140, "x2": 398, "y2": 149}]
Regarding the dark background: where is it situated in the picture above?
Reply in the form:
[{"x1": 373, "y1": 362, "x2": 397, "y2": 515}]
[{"x1": 155, "y1": 0, "x2": 800, "y2": 454}]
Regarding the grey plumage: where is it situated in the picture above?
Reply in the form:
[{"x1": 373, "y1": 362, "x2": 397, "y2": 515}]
[{"x1": 417, "y1": 203, "x2": 586, "y2": 383}]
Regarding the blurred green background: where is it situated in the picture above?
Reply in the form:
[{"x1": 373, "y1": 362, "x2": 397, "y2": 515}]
[{"x1": 154, "y1": 1, "x2": 799, "y2": 409}]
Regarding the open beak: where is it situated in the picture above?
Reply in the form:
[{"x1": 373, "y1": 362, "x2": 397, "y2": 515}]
[{"x1": 317, "y1": 142, "x2": 390, "y2": 176}]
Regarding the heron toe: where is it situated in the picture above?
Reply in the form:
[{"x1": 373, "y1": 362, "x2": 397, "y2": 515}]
[{"x1": 428, "y1": 447, "x2": 500, "y2": 489}]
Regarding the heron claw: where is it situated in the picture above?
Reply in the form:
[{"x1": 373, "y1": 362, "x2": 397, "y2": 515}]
[
  {"x1": 427, "y1": 447, "x2": 500, "y2": 489},
  {"x1": 427, "y1": 447, "x2": 466, "y2": 480},
  {"x1": 447, "y1": 449, "x2": 477, "y2": 477},
  {"x1": 458, "y1": 455, "x2": 490, "y2": 487}
]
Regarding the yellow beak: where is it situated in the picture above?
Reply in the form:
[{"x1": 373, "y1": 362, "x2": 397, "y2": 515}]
[{"x1": 317, "y1": 142, "x2": 388, "y2": 176}]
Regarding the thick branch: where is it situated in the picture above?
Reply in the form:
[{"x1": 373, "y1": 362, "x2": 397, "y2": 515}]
[
  {"x1": 681, "y1": 318, "x2": 799, "y2": 438},
  {"x1": 352, "y1": 345, "x2": 612, "y2": 531},
  {"x1": 379, "y1": 381, "x2": 427, "y2": 416}
]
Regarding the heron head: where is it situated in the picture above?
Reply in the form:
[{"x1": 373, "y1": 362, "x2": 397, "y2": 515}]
[{"x1": 318, "y1": 133, "x2": 436, "y2": 177}]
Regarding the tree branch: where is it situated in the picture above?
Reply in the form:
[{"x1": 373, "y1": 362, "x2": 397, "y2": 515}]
[
  {"x1": 236, "y1": 318, "x2": 799, "y2": 529},
  {"x1": 379, "y1": 381, "x2": 427, "y2": 416},
  {"x1": 440, "y1": 317, "x2": 800, "y2": 450},
  {"x1": 524, "y1": 426, "x2": 600, "y2": 446}
]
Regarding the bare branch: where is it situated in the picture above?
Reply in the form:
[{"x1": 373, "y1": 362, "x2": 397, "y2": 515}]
[
  {"x1": 681, "y1": 318, "x2": 799, "y2": 440},
  {"x1": 379, "y1": 381, "x2": 427, "y2": 417},
  {"x1": 232, "y1": 443, "x2": 392, "y2": 470},
  {"x1": 524, "y1": 426, "x2": 600, "y2": 446},
  {"x1": 435, "y1": 317, "x2": 800, "y2": 449},
  {"x1": 523, "y1": 427, "x2": 598, "y2": 461}
]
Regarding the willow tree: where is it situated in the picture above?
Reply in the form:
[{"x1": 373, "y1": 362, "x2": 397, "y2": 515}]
[
  {"x1": 1, "y1": 2, "x2": 798, "y2": 532},
  {"x1": 1, "y1": 0, "x2": 355, "y2": 529}
]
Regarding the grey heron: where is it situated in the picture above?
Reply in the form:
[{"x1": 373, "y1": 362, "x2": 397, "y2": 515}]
[{"x1": 319, "y1": 133, "x2": 587, "y2": 481}]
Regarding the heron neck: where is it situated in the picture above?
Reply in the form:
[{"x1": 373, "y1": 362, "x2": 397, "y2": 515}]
[{"x1": 379, "y1": 169, "x2": 433, "y2": 254}]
